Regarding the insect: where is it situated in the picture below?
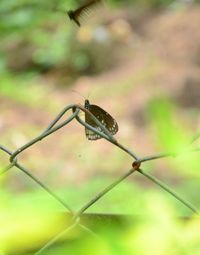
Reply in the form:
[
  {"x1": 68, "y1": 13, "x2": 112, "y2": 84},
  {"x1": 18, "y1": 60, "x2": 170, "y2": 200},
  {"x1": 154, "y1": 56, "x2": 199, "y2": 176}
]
[
  {"x1": 84, "y1": 99, "x2": 118, "y2": 140},
  {"x1": 67, "y1": 0, "x2": 103, "y2": 26}
]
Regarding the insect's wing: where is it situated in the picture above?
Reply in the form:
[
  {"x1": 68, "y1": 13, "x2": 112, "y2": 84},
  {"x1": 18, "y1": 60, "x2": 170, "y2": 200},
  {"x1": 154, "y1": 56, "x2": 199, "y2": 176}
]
[
  {"x1": 85, "y1": 104, "x2": 118, "y2": 140},
  {"x1": 73, "y1": 0, "x2": 103, "y2": 26}
]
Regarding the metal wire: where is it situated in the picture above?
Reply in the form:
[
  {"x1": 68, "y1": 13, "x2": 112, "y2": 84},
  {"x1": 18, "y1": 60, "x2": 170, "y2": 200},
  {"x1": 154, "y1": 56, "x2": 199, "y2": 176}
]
[{"x1": 0, "y1": 102, "x2": 199, "y2": 254}]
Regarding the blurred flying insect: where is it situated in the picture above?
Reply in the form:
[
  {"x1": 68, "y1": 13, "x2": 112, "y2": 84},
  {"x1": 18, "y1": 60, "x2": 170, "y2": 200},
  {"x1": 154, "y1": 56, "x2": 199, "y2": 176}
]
[
  {"x1": 84, "y1": 99, "x2": 118, "y2": 140},
  {"x1": 67, "y1": 0, "x2": 104, "y2": 26}
]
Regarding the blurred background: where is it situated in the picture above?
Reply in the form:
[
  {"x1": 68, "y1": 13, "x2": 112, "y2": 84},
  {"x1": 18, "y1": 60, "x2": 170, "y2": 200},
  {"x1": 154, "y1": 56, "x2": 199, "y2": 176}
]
[{"x1": 0, "y1": 0, "x2": 200, "y2": 254}]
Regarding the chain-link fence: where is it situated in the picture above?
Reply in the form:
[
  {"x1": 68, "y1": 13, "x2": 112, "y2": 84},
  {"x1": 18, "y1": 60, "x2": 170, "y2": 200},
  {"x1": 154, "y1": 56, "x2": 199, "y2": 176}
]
[{"x1": 0, "y1": 101, "x2": 199, "y2": 254}]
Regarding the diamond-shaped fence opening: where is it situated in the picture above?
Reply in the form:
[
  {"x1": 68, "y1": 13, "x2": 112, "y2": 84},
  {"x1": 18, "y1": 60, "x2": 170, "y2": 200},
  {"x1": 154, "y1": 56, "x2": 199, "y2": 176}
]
[{"x1": 0, "y1": 102, "x2": 199, "y2": 254}]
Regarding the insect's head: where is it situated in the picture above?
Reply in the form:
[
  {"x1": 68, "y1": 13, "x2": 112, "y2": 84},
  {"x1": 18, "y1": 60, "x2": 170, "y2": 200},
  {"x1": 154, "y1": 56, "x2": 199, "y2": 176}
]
[
  {"x1": 67, "y1": 10, "x2": 74, "y2": 20},
  {"x1": 84, "y1": 99, "x2": 90, "y2": 108}
]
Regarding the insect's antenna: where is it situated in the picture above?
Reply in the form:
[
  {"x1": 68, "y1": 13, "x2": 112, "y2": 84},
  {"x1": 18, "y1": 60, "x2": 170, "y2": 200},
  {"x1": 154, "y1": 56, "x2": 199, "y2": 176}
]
[
  {"x1": 70, "y1": 90, "x2": 86, "y2": 117},
  {"x1": 71, "y1": 90, "x2": 87, "y2": 100},
  {"x1": 87, "y1": 91, "x2": 93, "y2": 101}
]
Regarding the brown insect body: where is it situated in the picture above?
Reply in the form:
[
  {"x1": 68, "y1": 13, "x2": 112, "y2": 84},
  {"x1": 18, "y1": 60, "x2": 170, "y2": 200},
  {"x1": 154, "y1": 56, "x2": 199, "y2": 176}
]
[
  {"x1": 67, "y1": 0, "x2": 102, "y2": 26},
  {"x1": 84, "y1": 99, "x2": 118, "y2": 140}
]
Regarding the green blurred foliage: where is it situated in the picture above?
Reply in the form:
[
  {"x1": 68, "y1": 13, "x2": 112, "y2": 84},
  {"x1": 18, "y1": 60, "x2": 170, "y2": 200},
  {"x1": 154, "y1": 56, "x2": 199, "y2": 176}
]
[
  {"x1": 0, "y1": 0, "x2": 184, "y2": 82},
  {"x1": 0, "y1": 0, "x2": 200, "y2": 254},
  {"x1": 147, "y1": 97, "x2": 190, "y2": 152},
  {"x1": 0, "y1": 184, "x2": 200, "y2": 254},
  {"x1": 147, "y1": 97, "x2": 200, "y2": 178}
]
